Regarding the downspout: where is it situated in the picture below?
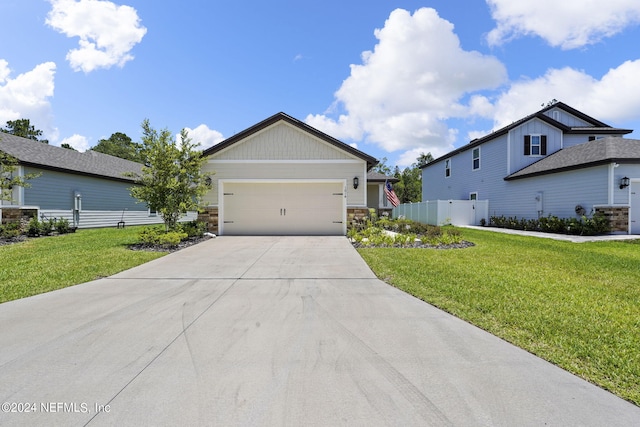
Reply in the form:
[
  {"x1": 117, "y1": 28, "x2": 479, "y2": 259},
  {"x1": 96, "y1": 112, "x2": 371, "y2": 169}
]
[{"x1": 17, "y1": 165, "x2": 25, "y2": 206}]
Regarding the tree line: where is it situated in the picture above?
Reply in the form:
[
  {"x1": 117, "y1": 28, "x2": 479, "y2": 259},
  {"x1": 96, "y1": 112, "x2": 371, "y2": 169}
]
[{"x1": 373, "y1": 152, "x2": 433, "y2": 204}]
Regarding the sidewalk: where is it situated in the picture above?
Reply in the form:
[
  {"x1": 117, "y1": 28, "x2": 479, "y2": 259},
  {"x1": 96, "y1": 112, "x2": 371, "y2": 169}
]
[{"x1": 461, "y1": 225, "x2": 640, "y2": 242}]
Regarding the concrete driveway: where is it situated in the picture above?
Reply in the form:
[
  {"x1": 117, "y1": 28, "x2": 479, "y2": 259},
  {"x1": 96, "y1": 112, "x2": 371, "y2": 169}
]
[{"x1": 0, "y1": 236, "x2": 638, "y2": 426}]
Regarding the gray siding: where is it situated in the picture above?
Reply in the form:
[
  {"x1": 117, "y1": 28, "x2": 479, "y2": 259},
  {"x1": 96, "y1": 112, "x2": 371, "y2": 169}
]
[
  {"x1": 543, "y1": 107, "x2": 591, "y2": 127},
  {"x1": 614, "y1": 164, "x2": 640, "y2": 205},
  {"x1": 423, "y1": 142, "x2": 614, "y2": 220},
  {"x1": 423, "y1": 136, "x2": 509, "y2": 204},
  {"x1": 23, "y1": 167, "x2": 144, "y2": 211},
  {"x1": 422, "y1": 106, "x2": 638, "y2": 226},
  {"x1": 41, "y1": 209, "x2": 197, "y2": 229},
  {"x1": 508, "y1": 120, "x2": 563, "y2": 174},
  {"x1": 490, "y1": 166, "x2": 609, "y2": 219},
  {"x1": 563, "y1": 134, "x2": 591, "y2": 148}
]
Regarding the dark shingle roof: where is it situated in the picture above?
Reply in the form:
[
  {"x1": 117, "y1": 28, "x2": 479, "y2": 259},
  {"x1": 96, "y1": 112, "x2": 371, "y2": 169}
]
[
  {"x1": 0, "y1": 132, "x2": 142, "y2": 182},
  {"x1": 367, "y1": 171, "x2": 399, "y2": 183},
  {"x1": 202, "y1": 112, "x2": 378, "y2": 170},
  {"x1": 505, "y1": 137, "x2": 640, "y2": 180}
]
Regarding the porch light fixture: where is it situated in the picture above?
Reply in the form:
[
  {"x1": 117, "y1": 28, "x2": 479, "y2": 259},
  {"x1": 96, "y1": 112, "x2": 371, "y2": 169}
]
[
  {"x1": 620, "y1": 176, "x2": 630, "y2": 189},
  {"x1": 353, "y1": 176, "x2": 359, "y2": 189}
]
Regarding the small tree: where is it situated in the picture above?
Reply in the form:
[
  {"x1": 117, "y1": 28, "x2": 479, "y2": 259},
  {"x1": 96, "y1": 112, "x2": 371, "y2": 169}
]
[
  {"x1": 0, "y1": 151, "x2": 41, "y2": 202},
  {"x1": 128, "y1": 120, "x2": 211, "y2": 231}
]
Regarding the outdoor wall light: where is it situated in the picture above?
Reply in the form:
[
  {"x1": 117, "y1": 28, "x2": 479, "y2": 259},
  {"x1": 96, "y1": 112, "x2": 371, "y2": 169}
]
[
  {"x1": 353, "y1": 176, "x2": 359, "y2": 189},
  {"x1": 620, "y1": 176, "x2": 630, "y2": 189}
]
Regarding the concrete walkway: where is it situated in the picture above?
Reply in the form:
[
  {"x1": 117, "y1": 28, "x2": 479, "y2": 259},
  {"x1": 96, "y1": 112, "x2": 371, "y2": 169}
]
[
  {"x1": 0, "y1": 236, "x2": 638, "y2": 426},
  {"x1": 461, "y1": 225, "x2": 640, "y2": 242}
]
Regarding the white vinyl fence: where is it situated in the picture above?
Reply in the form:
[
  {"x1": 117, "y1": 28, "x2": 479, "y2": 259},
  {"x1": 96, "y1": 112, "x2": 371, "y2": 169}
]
[{"x1": 392, "y1": 200, "x2": 489, "y2": 226}]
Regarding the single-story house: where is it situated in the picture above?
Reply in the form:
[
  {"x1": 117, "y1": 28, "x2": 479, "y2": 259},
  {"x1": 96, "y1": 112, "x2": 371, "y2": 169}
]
[
  {"x1": 0, "y1": 132, "x2": 192, "y2": 228},
  {"x1": 199, "y1": 112, "x2": 379, "y2": 235},
  {"x1": 421, "y1": 101, "x2": 640, "y2": 234}
]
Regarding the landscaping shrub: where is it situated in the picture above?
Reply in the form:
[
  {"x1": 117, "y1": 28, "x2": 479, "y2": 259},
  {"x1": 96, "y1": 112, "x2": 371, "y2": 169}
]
[
  {"x1": 178, "y1": 220, "x2": 206, "y2": 238},
  {"x1": 27, "y1": 218, "x2": 41, "y2": 237},
  {"x1": 0, "y1": 222, "x2": 21, "y2": 239},
  {"x1": 40, "y1": 218, "x2": 55, "y2": 236},
  {"x1": 490, "y1": 213, "x2": 610, "y2": 235},
  {"x1": 55, "y1": 218, "x2": 71, "y2": 234},
  {"x1": 347, "y1": 216, "x2": 468, "y2": 248},
  {"x1": 137, "y1": 226, "x2": 188, "y2": 247}
]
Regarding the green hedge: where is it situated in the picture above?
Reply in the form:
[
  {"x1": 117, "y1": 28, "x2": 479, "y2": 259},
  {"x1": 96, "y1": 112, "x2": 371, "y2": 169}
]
[{"x1": 489, "y1": 214, "x2": 610, "y2": 235}]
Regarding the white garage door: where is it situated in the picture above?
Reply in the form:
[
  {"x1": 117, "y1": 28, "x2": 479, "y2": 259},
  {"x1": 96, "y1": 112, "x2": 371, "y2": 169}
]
[{"x1": 221, "y1": 181, "x2": 345, "y2": 235}]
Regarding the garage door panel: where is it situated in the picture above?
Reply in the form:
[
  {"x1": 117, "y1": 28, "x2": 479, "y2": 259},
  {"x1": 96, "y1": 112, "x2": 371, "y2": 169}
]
[{"x1": 222, "y1": 182, "x2": 344, "y2": 235}]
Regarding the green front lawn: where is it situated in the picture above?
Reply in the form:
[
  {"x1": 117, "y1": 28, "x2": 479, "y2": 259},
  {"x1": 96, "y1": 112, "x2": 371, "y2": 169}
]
[
  {"x1": 358, "y1": 228, "x2": 640, "y2": 406},
  {"x1": 0, "y1": 226, "x2": 167, "y2": 304}
]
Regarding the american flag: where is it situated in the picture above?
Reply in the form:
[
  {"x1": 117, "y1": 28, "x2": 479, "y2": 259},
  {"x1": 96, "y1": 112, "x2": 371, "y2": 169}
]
[{"x1": 384, "y1": 180, "x2": 400, "y2": 207}]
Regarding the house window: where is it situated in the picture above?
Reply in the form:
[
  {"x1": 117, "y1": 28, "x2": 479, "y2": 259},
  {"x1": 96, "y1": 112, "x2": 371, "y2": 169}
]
[
  {"x1": 469, "y1": 192, "x2": 478, "y2": 201},
  {"x1": 588, "y1": 136, "x2": 604, "y2": 141},
  {"x1": 472, "y1": 147, "x2": 480, "y2": 170},
  {"x1": 445, "y1": 159, "x2": 451, "y2": 177},
  {"x1": 524, "y1": 135, "x2": 547, "y2": 156},
  {"x1": 552, "y1": 110, "x2": 560, "y2": 121}
]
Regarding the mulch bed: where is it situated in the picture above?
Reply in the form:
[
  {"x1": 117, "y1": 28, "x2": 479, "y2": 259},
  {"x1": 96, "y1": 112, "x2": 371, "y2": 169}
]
[
  {"x1": 0, "y1": 235, "x2": 28, "y2": 247},
  {"x1": 350, "y1": 240, "x2": 475, "y2": 249},
  {"x1": 128, "y1": 235, "x2": 214, "y2": 253}
]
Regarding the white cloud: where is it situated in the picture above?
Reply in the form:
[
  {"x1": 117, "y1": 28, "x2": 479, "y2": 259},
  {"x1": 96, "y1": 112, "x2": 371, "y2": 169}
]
[
  {"x1": 396, "y1": 147, "x2": 433, "y2": 168},
  {"x1": 46, "y1": 0, "x2": 147, "y2": 73},
  {"x1": 0, "y1": 60, "x2": 58, "y2": 141},
  {"x1": 60, "y1": 133, "x2": 90, "y2": 151},
  {"x1": 181, "y1": 124, "x2": 225, "y2": 150},
  {"x1": 307, "y1": 8, "x2": 506, "y2": 160},
  {"x1": 486, "y1": 60, "x2": 640, "y2": 130},
  {"x1": 486, "y1": 0, "x2": 640, "y2": 49}
]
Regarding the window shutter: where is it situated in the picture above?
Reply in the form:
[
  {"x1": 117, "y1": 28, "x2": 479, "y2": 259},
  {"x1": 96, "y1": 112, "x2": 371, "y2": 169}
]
[
  {"x1": 541, "y1": 135, "x2": 547, "y2": 155},
  {"x1": 524, "y1": 135, "x2": 531, "y2": 155}
]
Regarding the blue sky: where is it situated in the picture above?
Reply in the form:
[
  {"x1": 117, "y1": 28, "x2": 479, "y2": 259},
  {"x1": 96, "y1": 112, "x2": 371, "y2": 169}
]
[{"x1": 1, "y1": 1, "x2": 640, "y2": 167}]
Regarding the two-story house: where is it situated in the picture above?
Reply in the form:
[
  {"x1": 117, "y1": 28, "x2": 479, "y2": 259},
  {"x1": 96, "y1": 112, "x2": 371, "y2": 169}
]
[{"x1": 421, "y1": 102, "x2": 640, "y2": 234}]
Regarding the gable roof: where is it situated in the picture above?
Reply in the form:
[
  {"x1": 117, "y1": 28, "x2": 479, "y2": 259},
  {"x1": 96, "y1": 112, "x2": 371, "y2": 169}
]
[
  {"x1": 367, "y1": 171, "x2": 400, "y2": 183},
  {"x1": 0, "y1": 132, "x2": 142, "y2": 182},
  {"x1": 505, "y1": 136, "x2": 640, "y2": 180},
  {"x1": 421, "y1": 102, "x2": 632, "y2": 168},
  {"x1": 202, "y1": 112, "x2": 378, "y2": 170}
]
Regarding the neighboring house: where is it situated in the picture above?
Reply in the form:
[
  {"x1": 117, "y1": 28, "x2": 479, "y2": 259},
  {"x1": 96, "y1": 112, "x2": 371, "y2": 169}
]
[
  {"x1": 421, "y1": 102, "x2": 640, "y2": 234},
  {"x1": 200, "y1": 112, "x2": 378, "y2": 235},
  {"x1": 0, "y1": 133, "x2": 185, "y2": 228}
]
